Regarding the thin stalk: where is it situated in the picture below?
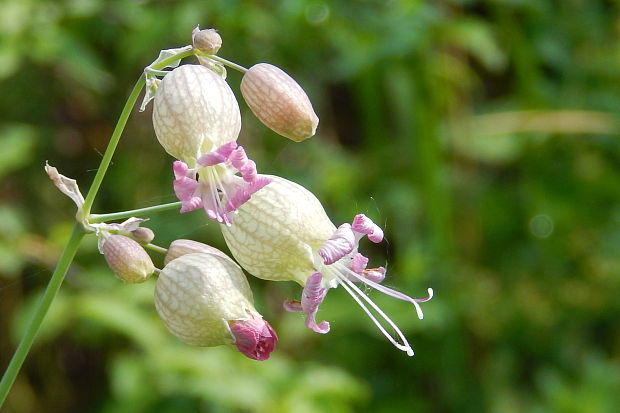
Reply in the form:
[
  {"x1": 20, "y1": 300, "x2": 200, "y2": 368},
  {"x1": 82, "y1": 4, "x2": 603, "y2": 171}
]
[
  {"x1": 201, "y1": 54, "x2": 248, "y2": 73},
  {"x1": 89, "y1": 202, "x2": 182, "y2": 223},
  {"x1": 144, "y1": 243, "x2": 168, "y2": 255},
  {"x1": 81, "y1": 75, "x2": 146, "y2": 217},
  {"x1": 0, "y1": 47, "x2": 195, "y2": 408},
  {"x1": 0, "y1": 224, "x2": 84, "y2": 406},
  {"x1": 82, "y1": 48, "x2": 195, "y2": 217}
]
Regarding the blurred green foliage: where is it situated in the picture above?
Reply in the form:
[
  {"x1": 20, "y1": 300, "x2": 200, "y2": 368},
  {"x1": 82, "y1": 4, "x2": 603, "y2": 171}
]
[{"x1": 2, "y1": 0, "x2": 620, "y2": 412}]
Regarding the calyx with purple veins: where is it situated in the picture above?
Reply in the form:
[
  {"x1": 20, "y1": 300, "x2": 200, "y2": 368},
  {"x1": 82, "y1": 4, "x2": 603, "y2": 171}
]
[{"x1": 152, "y1": 64, "x2": 241, "y2": 166}]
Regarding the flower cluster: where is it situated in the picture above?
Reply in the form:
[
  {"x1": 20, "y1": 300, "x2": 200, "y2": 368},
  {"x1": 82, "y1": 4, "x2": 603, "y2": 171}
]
[
  {"x1": 144, "y1": 27, "x2": 433, "y2": 359},
  {"x1": 46, "y1": 27, "x2": 433, "y2": 361}
]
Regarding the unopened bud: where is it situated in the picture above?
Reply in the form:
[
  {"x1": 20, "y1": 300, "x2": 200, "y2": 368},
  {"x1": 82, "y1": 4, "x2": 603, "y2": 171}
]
[
  {"x1": 192, "y1": 26, "x2": 222, "y2": 55},
  {"x1": 241, "y1": 63, "x2": 319, "y2": 142},
  {"x1": 102, "y1": 235, "x2": 155, "y2": 283},
  {"x1": 164, "y1": 239, "x2": 231, "y2": 265},
  {"x1": 129, "y1": 227, "x2": 155, "y2": 245},
  {"x1": 155, "y1": 253, "x2": 278, "y2": 360}
]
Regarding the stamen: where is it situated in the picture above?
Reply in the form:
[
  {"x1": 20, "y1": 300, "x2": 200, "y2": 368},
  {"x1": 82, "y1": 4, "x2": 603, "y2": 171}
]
[
  {"x1": 333, "y1": 270, "x2": 414, "y2": 356},
  {"x1": 335, "y1": 262, "x2": 432, "y2": 320},
  {"x1": 363, "y1": 267, "x2": 386, "y2": 283},
  {"x1": 204, "y1": 168, "x2": 224, "y2": 222}
]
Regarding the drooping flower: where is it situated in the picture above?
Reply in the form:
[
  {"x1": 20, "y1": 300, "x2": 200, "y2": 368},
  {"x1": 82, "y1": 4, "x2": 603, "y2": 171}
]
[
  {"x1": 151, "y1": 64, "x2": 269, "y2": 223},
  {"x1": 220, "y1": 175, "x2": 432, "y2": 356},
  {"x1": 155, "y1": 251, "x2": 278, "y2": 361}
]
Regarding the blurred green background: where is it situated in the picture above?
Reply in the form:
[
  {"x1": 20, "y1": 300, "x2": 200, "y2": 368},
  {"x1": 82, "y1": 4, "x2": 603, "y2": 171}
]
[{"x1": 2, "y1": 0, "x2": 620, "y2": 412}]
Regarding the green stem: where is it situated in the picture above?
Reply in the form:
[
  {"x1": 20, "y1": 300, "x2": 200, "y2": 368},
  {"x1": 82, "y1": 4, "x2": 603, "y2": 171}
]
[
  {"x1": 200, "y1": 53, "x2": 248, "y2": 73},
  {"x1": 144, "y1": 243, "x2": 168, "y2": 255},
  {"x1": 89, "y1": 202, "x2": 182, "y2": 223},
  {"x1": 82, "y1": 47, "x2": 195, "y2": 217},
  {"x1": 0, "y1": 47, "x2": 195, "y2": 408},
  {"x1": 0, "y1": 224, "x2": 85, "y2": 406},
  {"x1": 81, "y1": 76, "x2": 146, "y2": 217}
]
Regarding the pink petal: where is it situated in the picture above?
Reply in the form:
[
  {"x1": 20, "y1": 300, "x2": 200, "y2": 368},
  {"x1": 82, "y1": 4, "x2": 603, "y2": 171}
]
[
  {"x1": 350, "y1": 253, "x2": 369, "y2": 273},
  {"x1": 226, "y1": 176, "x2": 272, "y2": 212},
  {"x1": 300, "y1": 273, "x2": 330, "y2": 334},
  {"x1": 172, "y1": 160, "x2": 190, "y2": 180},
  {"x1": 229, "y1": 313, "x2": 278, "y2": 361},
  {"x1": 318, "y1": 223, "x2": 355, "y2": 265},
  {"x1": 351, "y1": 214, "x2": 384, "y2": 243}
]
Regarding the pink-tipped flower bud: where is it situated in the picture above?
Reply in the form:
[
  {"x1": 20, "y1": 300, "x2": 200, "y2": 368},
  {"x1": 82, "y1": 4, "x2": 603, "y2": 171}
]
[
  {"x1": 241, "y1": 63, "x2": 319, "y2": 142},
  {"x1": 192, "y1": 27, "x2": 222, "y2": 55},
  {"x1": 228, "y1": 312, "x2": 277, "y2": 361},
  {"x1": 155, "y1": 252, "x2": 278, "y2": 360},
  {"x1": 129, "y1": 227, "x2": 155, "y2": 245},
  {"x1": 102, "y1": 235, "x2": 155, "y2": 283},
  {"x1": 164, "y1": 239, "x2": 232, "y2": 265}
]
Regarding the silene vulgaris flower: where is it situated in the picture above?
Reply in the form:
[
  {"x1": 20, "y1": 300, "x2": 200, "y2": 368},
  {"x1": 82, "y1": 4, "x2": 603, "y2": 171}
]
[
  {"x1": 221, "y1": 175, "x2": 433, "y2": 356},
  {"x1": 152, "y1": 63, "x2": 270, "y2": 223},
  {"x1": 155, "y1": 250, "x2": 278, "y2": 361}
]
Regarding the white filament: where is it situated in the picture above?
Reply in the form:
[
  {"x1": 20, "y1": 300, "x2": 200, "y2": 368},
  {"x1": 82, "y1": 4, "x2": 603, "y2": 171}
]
[{"x1": 329, "y1": 268, "x2": 415, "y2": 356}]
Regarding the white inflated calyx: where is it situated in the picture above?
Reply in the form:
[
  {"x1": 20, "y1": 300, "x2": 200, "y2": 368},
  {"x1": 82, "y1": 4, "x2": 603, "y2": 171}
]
[
  {"x1": 220, "y1": 174, "x2": 433, "y2": 357},
  {"x1": 155, "y1": 252, "x2": 253, "y2": 346},
  {"x1": 221, "y1": 175, "x2": 336, "y2": 286},
  {"x1": 152, "y1": 64, "x2": 241, "y2": 166}
]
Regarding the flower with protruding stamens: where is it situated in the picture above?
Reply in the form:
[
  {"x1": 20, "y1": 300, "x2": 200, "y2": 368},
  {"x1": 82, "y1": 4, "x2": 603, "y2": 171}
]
[
  {"x1": 155, "y1": 252, "x2": 278, "y2": 361},
  {"x1": 171, "y1": 141, "x2": 271, "y2": 224},
  {"x1": 220, "y1": 175, "x2": 432, "y2": 356},
  {"x1": 152, "y1": 63, "x2": 270, "y2": 223},
  {"x1": 152, "y1": 64, "x2": 241, "y2": 166}
]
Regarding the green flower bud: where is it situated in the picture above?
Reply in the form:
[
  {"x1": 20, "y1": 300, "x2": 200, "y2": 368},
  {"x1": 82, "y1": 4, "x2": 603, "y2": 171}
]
[
  {"x1": 192, "y1": 26, "x2": 222, "y2": 55},
  {"x1": 241, "y1": 63, "x2": 319, "y2": 142},
  {"x1": 102, "y1": 235, "x2": 155, "y2": 283},
  {"x1": 129, "y1": 227, "x2": 155, "y2": 245}
]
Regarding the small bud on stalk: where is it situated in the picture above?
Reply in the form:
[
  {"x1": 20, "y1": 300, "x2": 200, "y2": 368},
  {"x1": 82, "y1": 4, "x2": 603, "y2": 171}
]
[
  {"x1": 192, "y1": 27, "x2": 222, "y2": 55},
  {"x1": 102, "y1": 235, "x2": 155, "y2": 283},
  {"x1": 129, "y1": 227, "x2": 155, "y2": 245},
  {"x1": 155, "y1": 252, "x2": 278, "y2": 360},
  {"x1": 241, "y1": 63, "x2": 319, "y2": 142}
]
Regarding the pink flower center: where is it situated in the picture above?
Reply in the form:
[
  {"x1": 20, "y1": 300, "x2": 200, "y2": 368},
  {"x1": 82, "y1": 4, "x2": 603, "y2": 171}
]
[{"x1": 172, "y1": 142, "x2": 270, "y2": 224}]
